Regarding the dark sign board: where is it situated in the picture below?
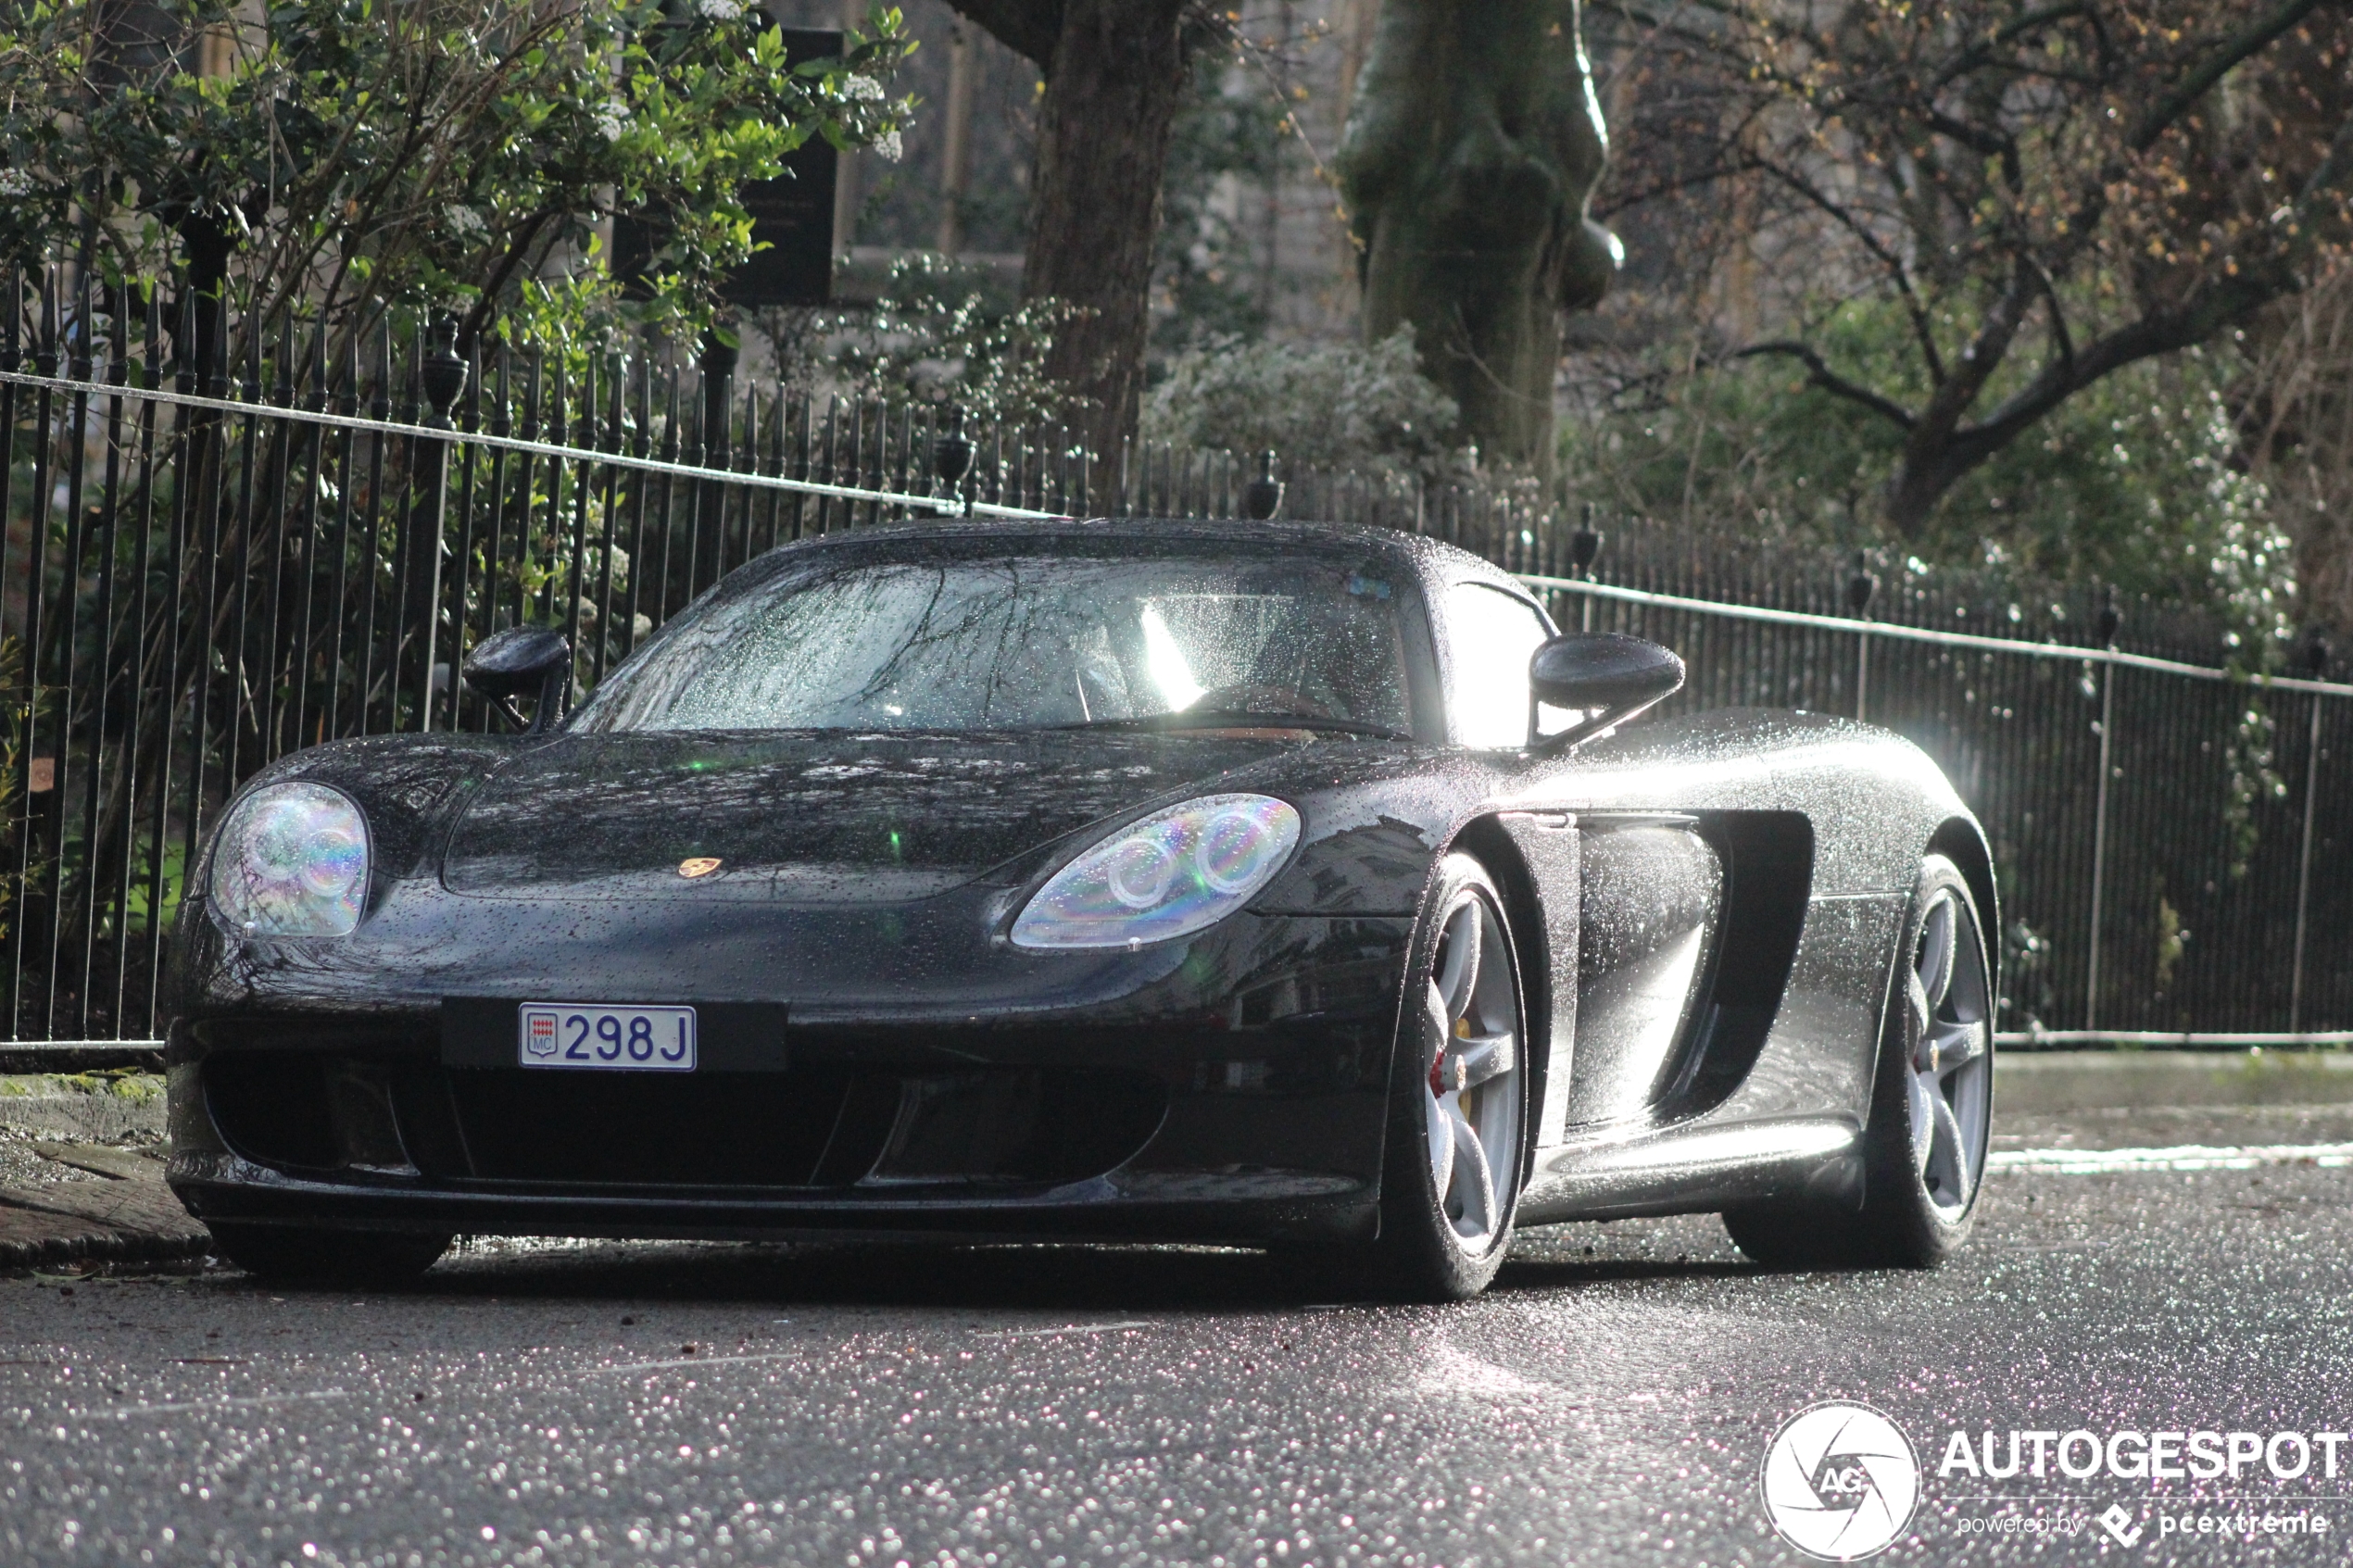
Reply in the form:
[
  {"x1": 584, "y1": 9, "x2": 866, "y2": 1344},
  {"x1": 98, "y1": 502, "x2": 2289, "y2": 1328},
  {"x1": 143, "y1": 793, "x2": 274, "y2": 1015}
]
[{"x1": 611, "y1": 26, "x2": 839, "y2": 308}]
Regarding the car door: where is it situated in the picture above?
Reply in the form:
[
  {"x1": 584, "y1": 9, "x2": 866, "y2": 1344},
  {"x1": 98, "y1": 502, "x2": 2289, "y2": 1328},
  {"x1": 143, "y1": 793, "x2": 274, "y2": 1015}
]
[
  {"x1": 1438, "y1": 582, "x2": 1583, "y2": 1143},
  {"x1": 1436, "y1": 582, "x2": 1727, "y2": 1140}
]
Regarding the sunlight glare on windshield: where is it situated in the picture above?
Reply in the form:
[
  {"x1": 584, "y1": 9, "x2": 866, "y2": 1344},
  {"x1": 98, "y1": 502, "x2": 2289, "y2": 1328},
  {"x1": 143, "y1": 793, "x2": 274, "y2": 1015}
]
[{"x1": 1139, "y1": 604, "x2": 1205, "y2": 710}]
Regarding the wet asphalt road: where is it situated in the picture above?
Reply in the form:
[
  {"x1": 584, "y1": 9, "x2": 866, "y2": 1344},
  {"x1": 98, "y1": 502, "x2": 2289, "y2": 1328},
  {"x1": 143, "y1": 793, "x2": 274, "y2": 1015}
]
[{"x1": 6, "y1": 1159, "x2": 2353, "y2": 1567}]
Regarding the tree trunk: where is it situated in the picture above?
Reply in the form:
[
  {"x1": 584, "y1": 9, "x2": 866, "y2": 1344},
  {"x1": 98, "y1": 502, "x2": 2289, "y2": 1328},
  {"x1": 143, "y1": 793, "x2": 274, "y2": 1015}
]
[
  {"x1": 1022, "y1": 0, "x2": 1190, "y2": 468},
  {"x1": 1885, "y1": 446, "x2": 1978, "y2": 539},
  {"x1": 1339, "y1": 0, "x2": 1617, "y2": 474}
]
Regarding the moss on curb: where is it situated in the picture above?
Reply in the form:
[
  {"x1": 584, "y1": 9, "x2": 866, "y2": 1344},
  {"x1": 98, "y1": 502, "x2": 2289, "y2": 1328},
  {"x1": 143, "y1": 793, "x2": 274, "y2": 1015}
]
[{"x1": 0, "y1": 1071, "x2": 165, "y2": 1102}]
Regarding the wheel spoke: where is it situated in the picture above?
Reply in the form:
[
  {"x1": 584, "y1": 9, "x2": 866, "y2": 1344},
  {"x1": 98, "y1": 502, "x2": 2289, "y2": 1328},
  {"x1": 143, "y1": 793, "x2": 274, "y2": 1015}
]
[
  {"x1": 1907, "y1": 1068, "x2": 1937, "y2": 1176},
  {"x1": 1917, "y1": 1018, "x2": 1987, "y2": 1075},
  {"x1": 1434, "y1": 903, "x2": 1481, "y2": 1021},
  {"x1": 1443, "y1": 1029, "x2": 1516, "y2": 1092},
  {"x1": 1426, "y1": 1086, "x2": 1455, "y2": 1201},
  {"x1": 1916, "y1": 894, "x2": 1957, "y2": 1010},
  {"x1": 1927, "y1": 1088, "x2": 1969, "y2": 1201},
  {"x1": 1447, "y1": 1104, "x2": 1495, "y2": 1239}
]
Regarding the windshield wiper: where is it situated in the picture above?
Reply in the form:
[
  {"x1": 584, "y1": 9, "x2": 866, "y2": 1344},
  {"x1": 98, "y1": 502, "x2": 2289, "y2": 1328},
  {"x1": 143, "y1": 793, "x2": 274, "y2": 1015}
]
[{"x1": 1051, "y1": 709, "x2": 1410, "y2": 741}]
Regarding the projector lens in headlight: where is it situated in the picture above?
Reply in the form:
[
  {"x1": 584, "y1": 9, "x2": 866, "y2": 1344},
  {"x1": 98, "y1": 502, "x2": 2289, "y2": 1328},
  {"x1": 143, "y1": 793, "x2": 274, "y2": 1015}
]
[
  {"x1": 208, "y1": 782, "x2": 371, "y2": 937},
  {"x1": 1011, "y1": 794, "x2": 1301, "y2": 950}
]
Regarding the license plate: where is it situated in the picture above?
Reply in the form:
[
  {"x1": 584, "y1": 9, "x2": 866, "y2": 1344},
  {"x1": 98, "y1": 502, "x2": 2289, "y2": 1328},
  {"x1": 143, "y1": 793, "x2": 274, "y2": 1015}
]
[{"x1": 518, "y1": 1003, "x2": 697, "y2": 1071}]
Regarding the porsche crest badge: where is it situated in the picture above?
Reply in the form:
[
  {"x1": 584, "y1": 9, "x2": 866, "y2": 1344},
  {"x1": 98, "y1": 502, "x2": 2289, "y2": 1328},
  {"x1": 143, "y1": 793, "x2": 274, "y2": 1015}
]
[{"x1": 678, "y1": 857, "x2": 722, "y2": 879}]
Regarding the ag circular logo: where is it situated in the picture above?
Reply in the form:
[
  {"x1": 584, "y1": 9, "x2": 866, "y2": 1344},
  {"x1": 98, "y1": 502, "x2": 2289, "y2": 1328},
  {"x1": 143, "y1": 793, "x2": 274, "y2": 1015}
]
[{"x1": 1760, "y1": 1401, "x2": 1919, "y2": 1561}]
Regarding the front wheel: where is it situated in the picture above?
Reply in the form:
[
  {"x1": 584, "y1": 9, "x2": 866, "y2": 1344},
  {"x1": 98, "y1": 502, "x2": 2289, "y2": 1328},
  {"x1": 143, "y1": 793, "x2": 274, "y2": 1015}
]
[
  {"x1": 1320, "y1": 854, "x2": 1531, "y2": 1301},
  {"x1": 208, "y1": 1223, "x2": 452, "y2": 1287},
  {"x1": 1725, "y1": 853, "x2": 1994, "y2": 1268}
]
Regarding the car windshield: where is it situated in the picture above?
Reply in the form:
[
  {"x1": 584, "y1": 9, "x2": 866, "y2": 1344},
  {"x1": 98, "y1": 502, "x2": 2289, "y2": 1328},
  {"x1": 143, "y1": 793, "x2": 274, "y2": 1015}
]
[{"x1": 573, "y1": 545, "x2": 1417, "y2": 735}]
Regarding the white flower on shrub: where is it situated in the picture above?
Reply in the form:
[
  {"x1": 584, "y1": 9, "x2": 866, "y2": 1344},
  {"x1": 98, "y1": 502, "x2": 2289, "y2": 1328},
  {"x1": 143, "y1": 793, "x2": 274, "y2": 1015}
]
[
  {"x1": 446, "y1": 205, "x2": 487, "y2": 238},
  {"x1": 593, "y1": 101, "x2": 628, "y2": 143},
  {"x1": 844, "y1": 76, "x2": 884, "y2": 101},
  {"x1": 874, "y1": 129, "x2": 902, "y2": 163},
  {"x1": 697, "y1": 0, "x2": 741, "y2": 18},
  {"x1": 0, "y1": 170, "x2": 35, "y2": 199},
  {"x1": 1142, "y1": 327, "x2": 1464, "y2": 480}
]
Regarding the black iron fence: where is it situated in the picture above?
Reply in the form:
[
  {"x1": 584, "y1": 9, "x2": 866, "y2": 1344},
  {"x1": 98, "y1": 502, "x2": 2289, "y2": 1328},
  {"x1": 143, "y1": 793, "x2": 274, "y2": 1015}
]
[{"x1": 1, "y1": 266, "x2": 2343, "y2": 1049}]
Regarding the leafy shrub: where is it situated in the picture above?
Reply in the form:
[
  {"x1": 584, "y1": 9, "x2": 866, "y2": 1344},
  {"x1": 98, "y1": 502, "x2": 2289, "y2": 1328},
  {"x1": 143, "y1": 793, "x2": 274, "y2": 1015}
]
[
  {"x1": 1141, "y1": 329, "x2": 1462, "y2": 477},
  {"x1": 824, "y1": 255, "x2": 1084, "y2": 429},
  {"x1": 0, "y1": 0, "x2": 912, "y2": 351}
]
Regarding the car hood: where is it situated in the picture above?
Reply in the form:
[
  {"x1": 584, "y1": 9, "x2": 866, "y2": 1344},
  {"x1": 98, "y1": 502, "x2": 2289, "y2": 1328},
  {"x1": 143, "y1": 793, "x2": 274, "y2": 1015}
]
[{"x1": 439, "y1": 729, "x2": 1298, "y2": 902}]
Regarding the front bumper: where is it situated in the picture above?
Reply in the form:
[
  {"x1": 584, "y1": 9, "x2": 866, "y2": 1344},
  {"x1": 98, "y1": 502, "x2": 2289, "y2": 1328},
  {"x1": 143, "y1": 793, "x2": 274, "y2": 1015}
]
[{"x1": 167, "y1": 909, "x2": 1414, "y2": 1248}]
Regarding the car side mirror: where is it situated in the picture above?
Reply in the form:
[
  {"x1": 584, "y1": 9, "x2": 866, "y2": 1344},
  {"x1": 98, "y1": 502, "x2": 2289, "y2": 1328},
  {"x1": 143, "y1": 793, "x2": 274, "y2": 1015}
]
[
  {"x1": 461, "y1": 626, "x2": 573, "y2": 734},
  {"x1": 1528, "y1": 633, "x2": 1685, "y2": 754}
]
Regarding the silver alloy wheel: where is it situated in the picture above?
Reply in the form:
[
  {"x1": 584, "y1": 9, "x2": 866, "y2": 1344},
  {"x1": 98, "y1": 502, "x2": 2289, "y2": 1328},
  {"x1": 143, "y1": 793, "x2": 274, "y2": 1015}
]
[
  {"x1": 1906, "y1": 885, "x2": 1993, "y2": 1218},
  {"x1": 1420, "y1": 887, "x2": 1523, "y2": 1253}
]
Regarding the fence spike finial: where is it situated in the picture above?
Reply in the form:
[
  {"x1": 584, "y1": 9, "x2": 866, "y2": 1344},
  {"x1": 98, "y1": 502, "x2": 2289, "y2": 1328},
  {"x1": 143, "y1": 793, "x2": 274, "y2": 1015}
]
[
  {"x1": 933, "y1": 406, "x2": 975, "y2": 518},
  {"x1": 1242, "y1": 449, "x2": 1284, "y2": 521},
  {"x1": 1570, "y1": 502, "x2": 1602, "y2": 579},
  {"x1": 2095, "y1": 584, "x2": 2122, "y2": 648},
  {"x1": 421, "y1": 314, "x2": 467, "y2": 428},
  {"x1": 1845, "y1": 550, "x2": 1878, "y2": 615}
]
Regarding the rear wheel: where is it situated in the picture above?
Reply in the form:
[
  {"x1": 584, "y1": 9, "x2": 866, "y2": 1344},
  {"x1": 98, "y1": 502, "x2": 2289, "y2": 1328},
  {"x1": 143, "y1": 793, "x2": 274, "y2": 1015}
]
[
  {"x1": 208, "y1": 1223, "x2": 452, "y2": 1286},
  {"x1": 1320, "y1": 854, "x2": 1530, "y2": 1301},
  {"x1": 1725, "y1": 853, "x2": 1993, "y2": 1268}
]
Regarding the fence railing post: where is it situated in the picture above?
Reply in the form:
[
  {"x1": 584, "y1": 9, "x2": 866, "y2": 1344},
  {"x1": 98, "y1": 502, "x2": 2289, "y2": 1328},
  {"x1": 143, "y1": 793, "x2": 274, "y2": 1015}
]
[
  {"x1": 2292, "y1": 631, "x2": 2331, "y2": 1031},
  {"x1": 406, "y1": 317, "x2": 468, "y2": 732},
  {"x1": 1846, "y1": 553, "x2": 1878, "y2": 722},
  {"x1": 694, "y1": 328, "x2": 739, "y2": 596},
  {"x1": 2084, "y1": 591, "x2": 2122, "y2": 1033},
  {"x1": 1570, "y1": 507, "x2": 1602, "y2": 632}
]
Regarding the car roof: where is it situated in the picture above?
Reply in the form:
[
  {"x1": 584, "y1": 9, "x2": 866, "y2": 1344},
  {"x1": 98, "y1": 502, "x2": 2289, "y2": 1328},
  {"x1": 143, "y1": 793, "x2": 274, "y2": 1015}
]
[{"x1": 751, "y1": 515, "x2": 1515, "y2": 595}]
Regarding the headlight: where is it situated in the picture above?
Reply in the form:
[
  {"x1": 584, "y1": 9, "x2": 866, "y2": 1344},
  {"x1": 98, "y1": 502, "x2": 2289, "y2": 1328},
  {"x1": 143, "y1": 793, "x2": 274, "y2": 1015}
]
[
  {"x1": 208, "y1": 782, "x2": 371, "y2": 937},
  {"x1": 1011, "y1": 794, "x2": 1301, "y2": 950}
]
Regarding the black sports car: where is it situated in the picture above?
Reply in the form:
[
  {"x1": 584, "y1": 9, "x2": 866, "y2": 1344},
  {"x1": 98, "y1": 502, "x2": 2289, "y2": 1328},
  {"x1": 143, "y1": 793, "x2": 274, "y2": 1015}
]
[{"x1": 166, "y1": 518, "x2": 1996, "y2": 1299}]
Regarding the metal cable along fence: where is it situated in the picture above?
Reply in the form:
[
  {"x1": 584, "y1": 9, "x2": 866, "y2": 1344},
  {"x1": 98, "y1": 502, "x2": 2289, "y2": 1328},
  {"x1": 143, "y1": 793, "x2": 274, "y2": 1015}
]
[{"x1": 2, "y1": 270, "x2": 2346, "y2": 1057}]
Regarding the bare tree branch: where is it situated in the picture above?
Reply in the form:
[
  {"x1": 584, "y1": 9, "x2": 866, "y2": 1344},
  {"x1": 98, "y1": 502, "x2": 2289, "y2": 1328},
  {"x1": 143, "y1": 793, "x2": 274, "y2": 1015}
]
[
  {"x1": 1731, "y1": 340, "x2": 1919, "y2": 430},
  {"x1": 1972, "y1": 108, "x2": 2353, "y2": 451},
  {"x1": 1594, "y1": 0, "x2": 2353, "y2": 533},
  {"x1": 2128, "y1": 0, "x2": 2331, "y2": 153},
  {"x1": 1930, "y1": 2, "x2": 2094, "y2": 90},
  {"x1": 1752, "y1": 160, "x2": 1948, "y2": 385}
]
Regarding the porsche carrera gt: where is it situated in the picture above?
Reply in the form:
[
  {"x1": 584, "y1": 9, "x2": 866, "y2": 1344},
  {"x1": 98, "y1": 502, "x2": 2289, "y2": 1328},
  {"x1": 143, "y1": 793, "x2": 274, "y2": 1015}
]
[{"x1": 166, "y1": 518, "x2": 1996, "y2": 1299}]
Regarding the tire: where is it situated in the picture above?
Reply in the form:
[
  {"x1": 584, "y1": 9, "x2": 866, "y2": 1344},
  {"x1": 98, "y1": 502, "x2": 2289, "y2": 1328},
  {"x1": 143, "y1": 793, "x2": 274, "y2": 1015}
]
[
  {"x1": 1725, "y1": 853, "x2": 1994, "y2": 1269},
  {"x1": 208, "y1": 1223, "x2": 452, "y2": 1286},
  {"x1": 1312, "y1": 853, "x2": 1532, "y2": 1301}
]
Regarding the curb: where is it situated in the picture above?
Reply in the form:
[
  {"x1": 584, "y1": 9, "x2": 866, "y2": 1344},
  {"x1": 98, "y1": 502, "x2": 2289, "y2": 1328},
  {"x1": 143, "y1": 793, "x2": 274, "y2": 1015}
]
[
  {"x1": 0, "y1": 1041, "x2": 164, "y2": 1074},
  {"x1": 0, "y1": 1144, "x2": 210, "y2": 1270},
  {"x1": 0, "y1": 1075, "x2": 169, "y2": 1140},
  {"x1": 1995, "y1": 1049, "x2": 2353, "y2": 1114},
  {"x1": 0, "y1": 1203, "x2": 211, "y2": 1270}
]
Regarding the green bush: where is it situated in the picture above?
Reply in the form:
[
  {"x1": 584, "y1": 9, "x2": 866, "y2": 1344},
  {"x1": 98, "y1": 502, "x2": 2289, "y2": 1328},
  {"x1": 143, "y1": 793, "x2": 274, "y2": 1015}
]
[
  {"x1": 0, "y1": 0, "x2": 912, "y2": 350},
  {"x1": 1142, "y1": 329, "x2": 1463, "y2": 477},
  {"x1": 826, "y1": 255, "x2": 1083, "y2": 429}
]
